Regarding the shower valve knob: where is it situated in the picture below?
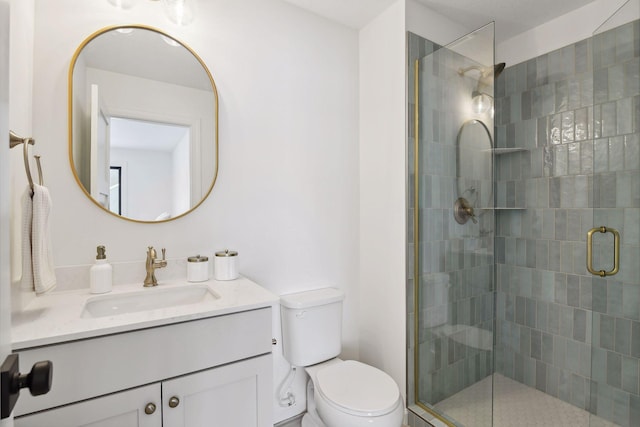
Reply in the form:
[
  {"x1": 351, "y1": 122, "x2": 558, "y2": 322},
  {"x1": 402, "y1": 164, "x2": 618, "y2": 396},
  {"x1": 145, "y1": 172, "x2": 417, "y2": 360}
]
[{"x1": 454, "y1": 197, "x2": 477, "y2": 225}]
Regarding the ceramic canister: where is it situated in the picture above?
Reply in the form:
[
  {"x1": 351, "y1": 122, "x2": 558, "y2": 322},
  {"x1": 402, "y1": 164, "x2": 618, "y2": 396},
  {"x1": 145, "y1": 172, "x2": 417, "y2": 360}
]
[
  {"x1": 214, "y1": 250, "x2": 239, "y2": 281},
  {"x1": 187, "y1": 255, "x2": 209, "y2": 282}
]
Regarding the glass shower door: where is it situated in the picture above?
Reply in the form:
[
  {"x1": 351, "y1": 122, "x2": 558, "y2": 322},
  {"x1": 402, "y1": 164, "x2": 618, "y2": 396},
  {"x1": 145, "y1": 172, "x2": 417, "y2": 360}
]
[
  {"x1": 412, "y1": 22, "x2": 496, "y2": 427},
  {"x1": 589, "y1": 1, "x2": 640, "y2": 426}
]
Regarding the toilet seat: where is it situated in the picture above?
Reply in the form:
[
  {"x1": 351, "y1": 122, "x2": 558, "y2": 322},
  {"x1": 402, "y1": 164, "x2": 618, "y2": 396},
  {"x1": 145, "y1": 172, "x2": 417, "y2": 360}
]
[{"x1": 314, "y1": 360, "x2": 400, "y2": 417}]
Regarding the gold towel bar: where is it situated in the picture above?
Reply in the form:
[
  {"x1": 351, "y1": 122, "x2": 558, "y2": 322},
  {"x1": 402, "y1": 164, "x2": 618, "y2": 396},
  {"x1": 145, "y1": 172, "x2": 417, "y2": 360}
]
[{"x1": 8, "y1": 130, "x2": 43, "y2": 193}]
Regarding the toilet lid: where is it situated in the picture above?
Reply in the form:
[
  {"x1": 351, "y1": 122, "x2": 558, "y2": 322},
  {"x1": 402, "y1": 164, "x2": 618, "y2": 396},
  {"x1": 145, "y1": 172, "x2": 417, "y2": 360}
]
[{"x1": 315, "y1": 360, "x2": 400, "y2": 417}]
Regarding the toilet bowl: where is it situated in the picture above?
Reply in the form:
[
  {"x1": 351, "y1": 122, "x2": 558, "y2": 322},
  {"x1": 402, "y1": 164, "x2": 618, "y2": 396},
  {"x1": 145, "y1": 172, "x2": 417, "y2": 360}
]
[
  {"x1": 280, "y1": 288, "x2": 404, "y2": 427},
  {"x1": 302, "y1": 359, "x2": 403, "y2": 427}
]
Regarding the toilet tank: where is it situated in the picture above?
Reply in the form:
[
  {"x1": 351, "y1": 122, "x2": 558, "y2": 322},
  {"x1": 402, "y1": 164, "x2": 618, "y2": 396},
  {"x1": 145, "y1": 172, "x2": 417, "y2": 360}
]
[{"x1": 280, "y1": 288, "x2": 345, "y2": 367}]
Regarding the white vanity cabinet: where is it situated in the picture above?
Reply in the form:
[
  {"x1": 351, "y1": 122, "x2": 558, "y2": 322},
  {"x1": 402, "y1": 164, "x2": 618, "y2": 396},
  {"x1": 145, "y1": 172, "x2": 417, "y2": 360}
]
[
  {"x1": 15, "y1": 354, "x2": 271, "y2": 427},
  {"x1": 13, "y1": 307, "x2": 273, "y2": 427}
]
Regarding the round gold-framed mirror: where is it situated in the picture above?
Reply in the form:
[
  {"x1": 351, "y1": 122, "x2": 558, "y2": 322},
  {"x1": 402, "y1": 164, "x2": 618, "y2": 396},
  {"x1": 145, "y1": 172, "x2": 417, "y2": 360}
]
[{"x1": 68, "y1": 25, "x2": 218, "y2": 223}]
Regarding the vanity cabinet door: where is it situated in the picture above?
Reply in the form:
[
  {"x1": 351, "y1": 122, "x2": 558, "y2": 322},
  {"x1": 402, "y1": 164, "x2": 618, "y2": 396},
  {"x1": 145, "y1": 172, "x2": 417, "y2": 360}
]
[
  {"x1": 162, "y1": 354, "x2": 272, "y2": 427},
  {"x1": 14, "y1": 384, "x2": 161, "y2": 427}
]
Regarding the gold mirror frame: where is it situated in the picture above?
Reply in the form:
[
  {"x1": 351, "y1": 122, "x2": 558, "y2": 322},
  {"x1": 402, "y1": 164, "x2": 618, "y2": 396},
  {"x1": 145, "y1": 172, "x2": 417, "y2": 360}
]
[{"x1": 68, "y1": 24, "x2": 219, "y2": 223}]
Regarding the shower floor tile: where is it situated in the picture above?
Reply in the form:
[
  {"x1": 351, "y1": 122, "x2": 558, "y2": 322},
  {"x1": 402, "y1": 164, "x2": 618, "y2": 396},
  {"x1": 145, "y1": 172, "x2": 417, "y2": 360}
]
[{"x1": 432, "y1": 374, "x2": 617, "y2": 427}]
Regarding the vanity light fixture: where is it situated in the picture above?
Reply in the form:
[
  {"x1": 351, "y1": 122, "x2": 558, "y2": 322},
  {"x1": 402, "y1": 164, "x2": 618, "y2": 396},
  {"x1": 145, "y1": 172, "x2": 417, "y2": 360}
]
[
  {"x1": 161, "y1": 0, "x2": 196, "y2": 26},
  {"x1": 107, "y1": 0, "x2": 137, "y2": 10},
  {"x1": 107, "y1": 0, "x2": 196, "y2": 26}
]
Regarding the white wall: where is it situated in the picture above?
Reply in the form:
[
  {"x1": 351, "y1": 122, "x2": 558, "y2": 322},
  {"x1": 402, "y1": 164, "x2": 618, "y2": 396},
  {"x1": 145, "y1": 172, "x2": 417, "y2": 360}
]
[
  {"x1": 497, "y1": 0, "x2": 633, "y2": 66},
  {"x1": 359, "y1": 0, "x2": 408, "y2": 400},
  {"x1": 8, "y1": 0, "x2": 35, "y2": 313},
  {"x1": 0, "y1": 4, "x2": 12, "y2": 426},
  {"x1": 12, "y1": 0, "x2": 359, "y2": 423},
  {"x1": 110, "y1": 147, "x2": 173, "y2": 220},
  {"x1": 358, "y1": 0, "x2": 471, "y2": 404},
  {"x1": 405, "y1": 0, "x2": 470, "y2": 46}
]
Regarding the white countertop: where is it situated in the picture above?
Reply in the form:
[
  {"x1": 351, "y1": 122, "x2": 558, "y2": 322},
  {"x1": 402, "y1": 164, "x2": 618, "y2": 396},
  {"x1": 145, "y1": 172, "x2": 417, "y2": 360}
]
[{"x1": 12, "y1": 276, "x2": 278, "y2": 350}]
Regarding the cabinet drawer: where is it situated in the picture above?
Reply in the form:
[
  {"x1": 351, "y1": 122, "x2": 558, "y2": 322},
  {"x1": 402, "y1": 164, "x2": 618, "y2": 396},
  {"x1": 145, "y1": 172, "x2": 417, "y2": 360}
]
[{"x1": 15, "y1": 307, "x2": 272, "y2": 416}]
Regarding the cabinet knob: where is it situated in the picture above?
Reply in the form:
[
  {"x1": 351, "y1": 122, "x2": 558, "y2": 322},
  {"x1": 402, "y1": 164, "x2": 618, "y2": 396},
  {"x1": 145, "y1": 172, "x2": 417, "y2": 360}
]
[
  {"x1": 144, "y1": 402, "x2": 156, "y2": 415},
  {"x1": 168, "y1": 396, "x2": 180, "y2": 408}
]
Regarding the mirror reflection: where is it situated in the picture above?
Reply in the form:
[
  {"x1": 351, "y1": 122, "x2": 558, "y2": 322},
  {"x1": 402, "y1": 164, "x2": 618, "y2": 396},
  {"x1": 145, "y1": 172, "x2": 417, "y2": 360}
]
[
  {"x1": 69, "y1": 25, "x2": 218, "y2": 222},
  {"x1": 456, "y1": 119, "x2": 493, "y2": 210}
]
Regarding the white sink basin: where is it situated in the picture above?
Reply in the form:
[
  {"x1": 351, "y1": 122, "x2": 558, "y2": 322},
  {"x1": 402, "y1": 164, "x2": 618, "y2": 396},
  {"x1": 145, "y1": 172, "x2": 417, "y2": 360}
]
[{"x1": 81, "y1": 285, "x2": 219, "y2": 318}]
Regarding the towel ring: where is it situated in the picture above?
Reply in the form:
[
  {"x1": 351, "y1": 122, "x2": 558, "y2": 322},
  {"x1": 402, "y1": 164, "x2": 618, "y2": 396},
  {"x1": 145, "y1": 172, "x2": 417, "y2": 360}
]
[{"x1": 9, "y1": 130, "x2": 42, "y2": 193}]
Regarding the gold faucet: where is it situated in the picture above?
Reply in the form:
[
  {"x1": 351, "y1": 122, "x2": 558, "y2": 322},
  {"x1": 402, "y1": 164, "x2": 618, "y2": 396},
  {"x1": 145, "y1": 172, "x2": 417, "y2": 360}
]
[{"x1": 144, "y1": 246, "x2": 167, "y2": 287}]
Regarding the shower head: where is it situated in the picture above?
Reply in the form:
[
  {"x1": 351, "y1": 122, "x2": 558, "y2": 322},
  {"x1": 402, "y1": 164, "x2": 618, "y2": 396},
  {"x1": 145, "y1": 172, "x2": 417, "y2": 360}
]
[
  {"x1": 458, "y1": 63, "x2": 506, "y2": 79},
  {"x1": 458, "y1": 63, "x2": 507, "y2": 114},
  {"x1": 458, "y1": 63, "x2": 507, "y2": 111}
]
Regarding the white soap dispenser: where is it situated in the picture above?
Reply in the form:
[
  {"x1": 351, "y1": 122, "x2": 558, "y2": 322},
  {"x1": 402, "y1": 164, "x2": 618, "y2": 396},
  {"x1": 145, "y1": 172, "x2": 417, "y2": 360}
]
[{"x1": 90, "y1": 245, "x2": 113, "y2": 294}]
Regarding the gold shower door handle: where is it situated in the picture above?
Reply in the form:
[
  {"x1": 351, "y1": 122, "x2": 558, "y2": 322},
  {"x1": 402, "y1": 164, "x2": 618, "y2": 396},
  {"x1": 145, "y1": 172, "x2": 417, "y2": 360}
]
[{"x1": 586, "y1": 226, "x2": 620, "y2": 277}]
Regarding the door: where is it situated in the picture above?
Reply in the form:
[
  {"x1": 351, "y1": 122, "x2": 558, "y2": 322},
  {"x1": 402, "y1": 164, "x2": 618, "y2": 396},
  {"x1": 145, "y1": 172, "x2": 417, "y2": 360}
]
[
  {"x1": 0, "y1": 0, "x2": 12, "y2": 425},
  {"x1": 411, "y1": 22, "x2": 496, "y2": 427},
  {"x1": 588, "y1": 2, "x2": 640, "y2": 426},
  {"x1": 162, "y1": 355, "x2": 272, "y2": 427},
  {"x1": 90, "y1": 84, "x2": 111, "y2": 209},
  {"x1": 13, "y1": 384, "x2": 161, "y2": 427}
]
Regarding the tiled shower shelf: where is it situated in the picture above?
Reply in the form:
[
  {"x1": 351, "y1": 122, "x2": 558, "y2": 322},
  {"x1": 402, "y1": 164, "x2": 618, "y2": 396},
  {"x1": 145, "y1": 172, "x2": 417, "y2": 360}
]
[{"x1": 493, "y1": 148, "x2": 527, "y2": 155}]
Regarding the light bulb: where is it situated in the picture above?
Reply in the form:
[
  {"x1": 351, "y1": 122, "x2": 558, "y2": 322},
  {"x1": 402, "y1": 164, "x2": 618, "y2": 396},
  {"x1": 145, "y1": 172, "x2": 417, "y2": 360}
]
[
  {"x1": 107, "y1": 0, "x2": 137, "y2": 10},
  {"x1": 162, "y1": 0, "x2": 196, "y2": 25},
  {"x1": 472, "y1": 93, "x2": 492, "y2": 115}
]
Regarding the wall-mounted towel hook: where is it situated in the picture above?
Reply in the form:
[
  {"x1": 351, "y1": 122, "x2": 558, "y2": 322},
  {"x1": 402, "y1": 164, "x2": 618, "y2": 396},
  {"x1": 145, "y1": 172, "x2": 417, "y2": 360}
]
[{"x1": 9, "y1": 131, "x2": 37, "y2": 193}]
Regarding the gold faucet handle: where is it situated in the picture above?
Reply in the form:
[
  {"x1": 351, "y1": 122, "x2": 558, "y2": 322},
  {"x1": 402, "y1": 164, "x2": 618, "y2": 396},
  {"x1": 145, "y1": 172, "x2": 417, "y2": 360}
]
[{"x1": 161, "y1": 248, "x2": 166, "y2": 260}]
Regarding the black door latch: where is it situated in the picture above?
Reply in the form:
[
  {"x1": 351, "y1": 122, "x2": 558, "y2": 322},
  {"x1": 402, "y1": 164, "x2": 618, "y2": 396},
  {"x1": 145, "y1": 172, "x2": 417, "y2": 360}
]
[{"x1": 1, "y1": 354, "x2": 53, "y2": 419}]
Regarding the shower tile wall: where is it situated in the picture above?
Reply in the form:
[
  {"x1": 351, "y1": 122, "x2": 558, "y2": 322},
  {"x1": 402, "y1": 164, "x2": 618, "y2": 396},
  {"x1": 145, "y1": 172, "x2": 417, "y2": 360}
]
[
  {"x1": 494, "y1": 20, "x2": 640, "y2": 427},
  {"x1": 408, "y1": 31, "x2": 495, "y2": 411},
  {"x1": 407, "y1": 32, "x2": 440, "y2": 409}
]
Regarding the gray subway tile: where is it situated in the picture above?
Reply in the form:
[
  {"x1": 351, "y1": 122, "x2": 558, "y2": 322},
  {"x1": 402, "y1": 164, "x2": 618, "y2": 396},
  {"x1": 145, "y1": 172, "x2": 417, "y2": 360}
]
[
  {"x1": 602, "y1": 101, "x2": 617, "y2": 137},
  {"x1": 592, "y1": 278, "x2": 608, "y2": 313},
  {"x1": 617, "y1": 97, "x2": 633, "y2": 136},
  {"x1": 616, "y1": 317, "x2": 631, "y2": 356},
  {"x1": 608, "y1": 64, "x2": 625, "y2": 101},
  {"x1": 622, "y1": 355, "x2": 639, "y2": 394},
  {"x1": 573, "y1": 308, "x2": 587, "y2": 342},
  {"x1": 594, "y1": 68, "x2": 609, "y2": 104},
  {"x1": 575, "y1": 38, "x2": 590, "y2": 74},
  {"x1": 531, "y1": 329, "x2": 542, "y2": 360},
  {"x1": 536, "y1": 360, "x2": 547, "y2": 392},
  {"x1": 607, "y1": 351, "x2": 622, "y2": 389},
  {"x1": 616, "y1": 22, "x2": 635, "y2": 63},
  {"x1": 600, "y1": 314, "x2": 615, "y2": 351},
  {"x1": 556, "y1": 80, "x2": 568, "y2": 112}
]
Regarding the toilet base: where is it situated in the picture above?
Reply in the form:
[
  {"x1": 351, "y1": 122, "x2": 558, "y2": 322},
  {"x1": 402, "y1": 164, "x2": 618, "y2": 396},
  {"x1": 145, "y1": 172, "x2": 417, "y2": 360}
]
[{"x1": 302, "y1": 374, "x2": 403, "y2": 427}]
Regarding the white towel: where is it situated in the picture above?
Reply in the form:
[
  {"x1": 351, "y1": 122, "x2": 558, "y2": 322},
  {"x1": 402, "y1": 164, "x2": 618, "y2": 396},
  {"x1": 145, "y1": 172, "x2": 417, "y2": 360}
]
[
  {"x1": 20, "y1": 188, "x2": 33, "y2": 291},
  {"x1": 21, "y1": 185, "x2": 56, "y2": 294}
]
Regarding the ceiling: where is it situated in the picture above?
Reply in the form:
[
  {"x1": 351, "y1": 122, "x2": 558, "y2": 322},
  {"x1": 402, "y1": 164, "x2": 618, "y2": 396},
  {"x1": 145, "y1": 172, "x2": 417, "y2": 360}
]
[{"x1": 282, "y1": 0, "x2": 600, "y2": 43}]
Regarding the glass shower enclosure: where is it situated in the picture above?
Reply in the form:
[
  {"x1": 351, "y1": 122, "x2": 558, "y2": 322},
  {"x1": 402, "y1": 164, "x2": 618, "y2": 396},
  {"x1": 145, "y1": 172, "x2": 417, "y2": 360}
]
[
  {"x1": 408, "y1": 1, "x2": 639, "y2": 426},
  {"x1": 409, "y1": 22, "x2": 497, "y2": 427}
]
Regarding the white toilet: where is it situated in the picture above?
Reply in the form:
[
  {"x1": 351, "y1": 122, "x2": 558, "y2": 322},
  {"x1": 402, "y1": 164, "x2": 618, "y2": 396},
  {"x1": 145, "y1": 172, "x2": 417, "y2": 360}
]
[{"x1": 280, "y1": 288, "x2": 404, "y2": 427}]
